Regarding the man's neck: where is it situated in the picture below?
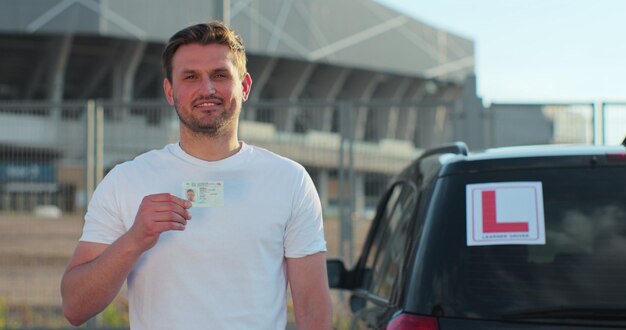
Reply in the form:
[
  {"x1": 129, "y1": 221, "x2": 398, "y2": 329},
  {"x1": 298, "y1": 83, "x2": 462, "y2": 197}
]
[{"x1": 178, "y1": 132, "x2": 241, "y2": 161}]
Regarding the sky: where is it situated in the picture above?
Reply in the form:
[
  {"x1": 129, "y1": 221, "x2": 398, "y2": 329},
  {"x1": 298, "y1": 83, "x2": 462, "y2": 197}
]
[{"x1": 374, "y1": 0, "x2": 626, "y2": 104}]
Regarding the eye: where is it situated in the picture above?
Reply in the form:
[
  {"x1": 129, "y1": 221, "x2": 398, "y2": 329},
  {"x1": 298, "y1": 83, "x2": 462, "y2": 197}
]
[
  {"x1": 184, "y1": 74, "x2": 197, "y2": 80},
  {"x1": 212, "y1": 71, "x2": 230, "y2": 80}
]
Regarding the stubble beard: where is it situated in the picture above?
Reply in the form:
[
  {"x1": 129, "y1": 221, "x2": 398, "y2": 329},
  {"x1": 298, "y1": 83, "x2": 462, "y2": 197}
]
[{"x1": 174, "y1": 97, "x2": 240, "y2": 138}]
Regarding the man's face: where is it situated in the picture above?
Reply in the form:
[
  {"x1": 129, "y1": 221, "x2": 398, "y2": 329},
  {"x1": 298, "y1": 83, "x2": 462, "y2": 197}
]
[
  {"x1": 164, "y1": 43, "x2": 251, "y2": 137},
  {"x1": 186, "y1": 189, "x2": 195, "y2": 201}
]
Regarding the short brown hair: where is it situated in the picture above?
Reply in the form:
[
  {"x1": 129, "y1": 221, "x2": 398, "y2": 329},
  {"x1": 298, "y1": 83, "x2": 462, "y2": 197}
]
[{"x1": 162, "y1": 20, "x2": 247, "y2": 82}]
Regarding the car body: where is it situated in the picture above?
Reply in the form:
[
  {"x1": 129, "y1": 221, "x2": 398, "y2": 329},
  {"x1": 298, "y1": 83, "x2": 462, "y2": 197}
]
[{"x1": 329, "y1": 140, "x2": 626, "y2": 329}]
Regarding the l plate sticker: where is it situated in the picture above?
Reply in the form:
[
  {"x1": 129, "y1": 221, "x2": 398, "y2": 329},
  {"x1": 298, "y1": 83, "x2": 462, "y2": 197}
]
[{"x1": 466, "y1": 182, "x2": 545, "y2": 246}]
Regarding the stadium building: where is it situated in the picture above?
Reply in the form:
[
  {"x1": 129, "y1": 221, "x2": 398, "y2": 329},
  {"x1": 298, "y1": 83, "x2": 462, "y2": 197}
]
[{"x1": 0, "y1": 0, "x2": 484, "y2": 215}]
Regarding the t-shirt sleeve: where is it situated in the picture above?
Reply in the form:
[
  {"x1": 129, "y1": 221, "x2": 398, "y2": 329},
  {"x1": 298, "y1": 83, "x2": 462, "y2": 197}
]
[
  {"x1": 80, "y1": 166, "x2": 127, "y2": 244},
  {"x1": 284, "y1": 167, "x2": 327, "y2": 258}
]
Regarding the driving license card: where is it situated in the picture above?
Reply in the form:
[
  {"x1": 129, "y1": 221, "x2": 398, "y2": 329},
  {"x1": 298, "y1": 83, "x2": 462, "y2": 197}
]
[{"x1": 182, "y1": 181, "x2": 224, "y2": 208}]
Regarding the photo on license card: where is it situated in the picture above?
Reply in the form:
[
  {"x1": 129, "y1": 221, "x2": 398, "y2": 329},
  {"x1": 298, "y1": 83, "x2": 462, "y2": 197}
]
[{"x1": 182, "y1": 181, "x2": 224, "y2": 208}]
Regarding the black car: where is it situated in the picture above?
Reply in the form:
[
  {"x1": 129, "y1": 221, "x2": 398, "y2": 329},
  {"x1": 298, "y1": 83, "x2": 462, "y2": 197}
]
[{"x1": 329, "y1": 140, "x2": 626, "y2": 329}]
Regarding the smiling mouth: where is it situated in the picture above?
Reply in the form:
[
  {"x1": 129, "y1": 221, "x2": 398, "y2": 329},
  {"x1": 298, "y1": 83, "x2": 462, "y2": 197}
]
[
  {"x1": 193, "y1": 99, "x2": 223, "y2": 108},
  {"x1": 195, "y1": 102, "x2": 218, "y2": 107}
]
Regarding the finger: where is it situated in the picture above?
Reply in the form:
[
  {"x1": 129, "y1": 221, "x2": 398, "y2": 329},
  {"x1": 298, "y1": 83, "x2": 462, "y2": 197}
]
[
  {"x1": 143, "y1": 210, "x2": 190, "y2": 225},
  {"x1": 153, "y1": 220, "x2": 187, "y2": 232},
  {"x1": 144, "y1": 201, "x2": 192, "y2": 220},
  {"x1": 146, "y1": 193, "x2": 192, "y2": 209},
  {"x1": 141, "y1": 194, "x2": 192, "y2": 220},
  {"x1": 137, "y1": 214, "x2": 188, "y2": 236}
]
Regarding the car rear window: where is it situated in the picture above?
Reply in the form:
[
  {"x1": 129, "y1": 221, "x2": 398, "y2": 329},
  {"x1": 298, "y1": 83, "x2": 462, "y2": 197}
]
[{"x1": 423, "y1": 166, "x2": 626, "y2": 323}]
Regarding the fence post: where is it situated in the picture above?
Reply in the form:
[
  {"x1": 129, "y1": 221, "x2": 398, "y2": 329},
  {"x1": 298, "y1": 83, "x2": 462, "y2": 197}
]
[
  {"x1": 601, "y1": 102, "x2": 607, "y2": 145},
  {"x1": 338, "y1": 101, "x2": 355, "y2": 267},
  {"x1": 96, "y1": 101, "x2": 104, "y2": 186},
  {"x1": 86, "y1": 99, "x2": 96, "y2": 203},
  {"x1": 85, "y1": 99, "x2": 105, "y2": 207}
]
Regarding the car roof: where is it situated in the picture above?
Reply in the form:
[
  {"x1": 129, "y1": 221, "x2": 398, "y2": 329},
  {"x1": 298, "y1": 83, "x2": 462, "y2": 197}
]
[
  {"x1": 426, "y1": 143, "x2": 626, "y2": 176},
  {"x1": 467, "y1": 144, "x2": 626, "y2": 161}
]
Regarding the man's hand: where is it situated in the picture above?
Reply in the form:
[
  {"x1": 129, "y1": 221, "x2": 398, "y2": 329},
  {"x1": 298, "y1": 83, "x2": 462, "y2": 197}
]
[{"x1": 127, "y1": 193, "x2": 192, "y2": 252}]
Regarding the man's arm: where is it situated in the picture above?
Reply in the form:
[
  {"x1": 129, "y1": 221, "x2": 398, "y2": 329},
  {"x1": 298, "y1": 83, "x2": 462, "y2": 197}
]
[
  {"x1": 61, "y1": 193, "x2": 191, "y2": 326},
  {"x1": 287, "y1": 252, "x2": 332, "y2": 330},
  {"x1": 61, "y1": 238, "x2": 142, "y2": 325}
]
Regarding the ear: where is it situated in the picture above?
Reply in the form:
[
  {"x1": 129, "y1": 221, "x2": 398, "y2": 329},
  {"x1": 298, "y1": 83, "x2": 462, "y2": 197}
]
[
  {"x1": 163, "y1": 78, "x2": 175, "y2": 105},
  {"x1": 241, "y1": 73, "x2": 252, "y2": 102}
]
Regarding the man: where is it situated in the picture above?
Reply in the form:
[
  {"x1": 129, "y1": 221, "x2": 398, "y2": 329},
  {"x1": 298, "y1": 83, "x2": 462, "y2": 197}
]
[
  {"x1": 61, "y1": 20, "x2": 332, "y2": 330},
  {"x1": 186, "y1": 188, "x2": 195, "y2": 202}
]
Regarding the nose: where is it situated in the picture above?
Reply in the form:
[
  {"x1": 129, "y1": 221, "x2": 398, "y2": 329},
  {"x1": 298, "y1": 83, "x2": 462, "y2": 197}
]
[{"x1": 199, "y1": 77, "x2": 216, "y2": 95}]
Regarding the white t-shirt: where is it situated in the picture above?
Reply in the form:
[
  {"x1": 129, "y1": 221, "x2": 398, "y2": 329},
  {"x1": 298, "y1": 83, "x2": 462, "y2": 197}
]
[{"x1": 81, "y1": 142, "x2": 327, "y2": 330}]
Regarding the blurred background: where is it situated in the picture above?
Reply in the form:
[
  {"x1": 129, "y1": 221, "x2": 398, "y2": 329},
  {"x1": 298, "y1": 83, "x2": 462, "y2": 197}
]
[{"x1": 0, "y1": 0, "x2": 624, "y2": 328}]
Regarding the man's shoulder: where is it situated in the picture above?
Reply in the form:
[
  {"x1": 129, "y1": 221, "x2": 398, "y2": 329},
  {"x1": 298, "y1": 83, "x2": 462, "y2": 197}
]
[
  {"x1": 248, "y1": 144, "x2": 304, "y2": 170},
  {"x1": 111, "y1": 144, "x2": 174, "y2": 172}
]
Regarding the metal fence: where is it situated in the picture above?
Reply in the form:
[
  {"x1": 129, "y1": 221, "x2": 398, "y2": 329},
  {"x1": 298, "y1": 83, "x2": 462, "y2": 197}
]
[
  {"x1": 0, "y1": 98, "x2": 623, "y2": 329},
  {"x1": 0, "y1": 99, "x2": 462, "y2": 215}
]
